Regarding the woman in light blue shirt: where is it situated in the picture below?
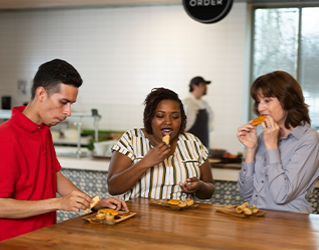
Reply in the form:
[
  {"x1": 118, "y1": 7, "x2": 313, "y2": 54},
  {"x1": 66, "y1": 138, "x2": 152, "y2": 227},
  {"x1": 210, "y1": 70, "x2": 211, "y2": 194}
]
[{"x1": 237, "y1": 71, "x2": 319, "y2": 213}]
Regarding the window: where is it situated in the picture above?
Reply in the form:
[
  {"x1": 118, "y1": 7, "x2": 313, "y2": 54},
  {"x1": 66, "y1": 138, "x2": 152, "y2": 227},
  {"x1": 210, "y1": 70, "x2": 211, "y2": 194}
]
[{"x1": 252, "y1": 6, "x2": 319, "y2": 128}]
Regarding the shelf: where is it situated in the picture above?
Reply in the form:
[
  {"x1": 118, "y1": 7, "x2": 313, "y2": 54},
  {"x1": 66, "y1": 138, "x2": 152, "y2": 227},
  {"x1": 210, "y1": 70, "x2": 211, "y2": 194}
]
[
  {"x1": 55, "y1": 146, "x2": 89, "y2": 157},
  {"x1": 0, "y1": 109, "x2": 11, "y2": 119},
  {"x1": 53, "y1": 136, "x2": 90, "y2": 146}
]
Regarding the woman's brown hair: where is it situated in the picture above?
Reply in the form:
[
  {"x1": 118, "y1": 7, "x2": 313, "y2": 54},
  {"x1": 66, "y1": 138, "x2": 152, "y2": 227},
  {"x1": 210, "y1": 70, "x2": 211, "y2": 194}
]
[
  {"x1": 143, "y1": 88, "x2": 186, "y2": 134},
  {"x1": 251, "y1": 71, "x2": 310, "y2": 129}
]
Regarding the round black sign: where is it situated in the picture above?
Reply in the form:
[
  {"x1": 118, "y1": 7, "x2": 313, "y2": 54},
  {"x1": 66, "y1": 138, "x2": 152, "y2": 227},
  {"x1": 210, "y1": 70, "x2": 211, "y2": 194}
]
[{"x1": 183, "y1": 0, "x2": 233, "y2": 24}]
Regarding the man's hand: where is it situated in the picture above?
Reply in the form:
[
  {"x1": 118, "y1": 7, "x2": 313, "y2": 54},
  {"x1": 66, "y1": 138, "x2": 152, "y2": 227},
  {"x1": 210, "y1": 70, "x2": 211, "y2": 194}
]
[
  {"x1": 94, "y1": 197, "x2": 129, "y2": 212},
  {"x1": 58, "y1": 190, "x2": 92, "y2": 212}
]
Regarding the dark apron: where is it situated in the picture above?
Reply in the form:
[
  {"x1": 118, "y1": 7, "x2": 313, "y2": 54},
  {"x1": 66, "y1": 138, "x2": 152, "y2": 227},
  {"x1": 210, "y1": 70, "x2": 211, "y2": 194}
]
[{"x1": 188, "y1": 109, "x2": 209, "y2": 148}]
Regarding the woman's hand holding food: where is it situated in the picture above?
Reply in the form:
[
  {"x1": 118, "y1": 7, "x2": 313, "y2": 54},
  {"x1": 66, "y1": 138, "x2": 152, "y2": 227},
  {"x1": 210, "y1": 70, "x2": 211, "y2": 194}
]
[
  {"x1": 261, "y1": 116, "x2": 280, "y2": 150},
  {"x1": 237, "y1": 116, "x2": 267, "y2": 163},
  {"x1": 142, "y1": 132, "x2": 170, "y2": 167},
  {"x1": 179, "y1": 177, "x2": 202, "y2": 194},
  {"x1": 237, "y1": 122, "x2": 258, "y2": 151},
  {"x1": 143, "y1": 142, "x2": 170, "y2": 167}
]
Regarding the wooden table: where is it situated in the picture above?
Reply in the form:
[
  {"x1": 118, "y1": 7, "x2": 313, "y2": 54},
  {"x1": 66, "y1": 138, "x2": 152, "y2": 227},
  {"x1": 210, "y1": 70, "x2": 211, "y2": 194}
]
[{"x1": 1, "y1": 198, "x2": 319, "y2": 249}]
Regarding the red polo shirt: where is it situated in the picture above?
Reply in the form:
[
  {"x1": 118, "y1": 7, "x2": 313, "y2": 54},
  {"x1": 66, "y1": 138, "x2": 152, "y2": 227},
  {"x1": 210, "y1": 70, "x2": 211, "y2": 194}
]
[{"x1": 0, "y1": 106, "x2": 62, "y2": 241}]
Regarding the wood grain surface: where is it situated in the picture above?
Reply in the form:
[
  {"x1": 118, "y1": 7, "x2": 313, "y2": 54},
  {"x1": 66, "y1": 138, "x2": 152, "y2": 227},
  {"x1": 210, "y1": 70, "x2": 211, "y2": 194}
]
[{"x1": 1, "y1": 198, "x2": 319, "y2": 250}]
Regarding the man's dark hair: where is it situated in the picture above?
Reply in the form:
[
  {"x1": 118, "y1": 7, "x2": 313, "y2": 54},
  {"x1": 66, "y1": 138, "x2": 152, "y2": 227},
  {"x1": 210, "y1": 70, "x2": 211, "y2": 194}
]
[
  {"x1": 31, "y1": 59, "x2": 83, "y2": 99},
  {"x1": 251, "y1": 70, "x2": 311, "y2": 129},
  {"x1": 143, "y1": 88, "x2": 186, "y2": 134}
]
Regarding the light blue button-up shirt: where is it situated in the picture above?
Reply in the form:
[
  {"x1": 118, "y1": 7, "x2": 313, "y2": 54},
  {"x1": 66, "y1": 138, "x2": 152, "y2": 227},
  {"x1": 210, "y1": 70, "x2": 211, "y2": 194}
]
[{"x1": 238, "y1": 122, "x2": 319, "y2": 213}]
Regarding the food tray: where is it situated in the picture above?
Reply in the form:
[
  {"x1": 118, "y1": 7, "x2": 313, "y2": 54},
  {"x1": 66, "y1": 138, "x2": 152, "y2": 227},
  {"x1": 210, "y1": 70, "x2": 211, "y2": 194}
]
[
  {"x1": 83, "y1": 211, "x2": 136, "y2": 225},
  {"x1": 149, "y1": 199, "x2": 199, "y2": 211},
  {"x1": 214, "y1": 205, "x2": 266, "y2": 219}
]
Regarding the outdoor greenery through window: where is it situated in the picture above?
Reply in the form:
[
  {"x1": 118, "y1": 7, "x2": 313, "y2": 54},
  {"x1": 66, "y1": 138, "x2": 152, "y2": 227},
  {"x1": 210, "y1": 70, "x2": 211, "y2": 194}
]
[{"x1": 252, "y1": 7, "x2": 319, "y2": 128}]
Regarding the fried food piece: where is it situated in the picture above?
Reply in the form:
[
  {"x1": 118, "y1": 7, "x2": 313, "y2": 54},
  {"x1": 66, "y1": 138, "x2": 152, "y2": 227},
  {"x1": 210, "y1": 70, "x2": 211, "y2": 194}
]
[
  {"x1": 105, "y1": 213, "x2": 115, "y2": 222},
  {"x1": 237, "y1": 203, "x2": 259, "y2": 215},
  {"x1": 98, "y1": 208, "x2": 119, "y2": 216},
  {"x1": 186, "y1": 198, "x2": 194, "y2": 206},
  {"x1": 178, "y1": 201, "x2": 187, "y2": 208},
  {"x1": 84, "y1": 196, "x2": 101, "y2": 213},
  {"x1": 96, "y1": 211, "x2": 105, "y2": 220},
  {"x1": 118, "y1": 211, "x2": 130, "y2": 216},
  {"x1": 243, "y1": 208, "x2": 252, "y2": 215},
  {"x1": 252, "y1": 205, "x2": 259, "y2": 214},
  {"x1": 162, "y1": 134, "x2": 170, "y2": 145},
  {"x1": 242, "y1": 202, "x2": 249, "y2": 208},
  {"x1": 236, "y1": 206, "x2": 244, "y2": 213},
  {"x1": 167, "y1": 199, "x2": 182, "y2": 206},
  {"x1": 229, "y1": 155, "x2": 238, "y2": 158},
  {"x1": 236, "y1": 202, "x2": 249, "y2": 213},
  {"x1": 251, "y1": 116, "x2": 266, "y2": 126}
]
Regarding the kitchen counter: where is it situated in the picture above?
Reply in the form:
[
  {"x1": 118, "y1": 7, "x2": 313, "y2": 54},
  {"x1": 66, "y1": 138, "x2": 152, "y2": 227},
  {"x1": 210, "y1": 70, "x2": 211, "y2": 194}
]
[
  {"x1": 58, "y1": 156, "x2": 110, "y2": 172},
  {"x1": 1, "y1": 198, "x2": 319, "y2": 249}
]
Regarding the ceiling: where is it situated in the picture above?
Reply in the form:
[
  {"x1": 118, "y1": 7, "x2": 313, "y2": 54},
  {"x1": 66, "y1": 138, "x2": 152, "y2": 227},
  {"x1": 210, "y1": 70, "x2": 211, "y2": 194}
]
[
  {"x1": 0, "y1": 0, "x2": 177, "y2": 10},
  {"x1": 0, "y1": 0, "x2": 318, "y2": 10},
  {"x1": 0, "y1": 0, "x2": 251, "y2": 10}
]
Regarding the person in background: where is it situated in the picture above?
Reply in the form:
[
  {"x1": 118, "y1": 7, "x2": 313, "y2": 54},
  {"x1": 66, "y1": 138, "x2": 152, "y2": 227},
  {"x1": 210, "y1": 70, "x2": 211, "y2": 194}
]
[
  {"x1": 183, "y1": 76, "x2": 213, "y2": 148},
  {"x1": 0, "y1": 59, "x2": 128, "y2": 241},
  {"x1": 237, "y1": 71, "x2": 319, "y2": 213},
  {"x1": 107, "y1": 88, "x2": 215, "y2": 200}
]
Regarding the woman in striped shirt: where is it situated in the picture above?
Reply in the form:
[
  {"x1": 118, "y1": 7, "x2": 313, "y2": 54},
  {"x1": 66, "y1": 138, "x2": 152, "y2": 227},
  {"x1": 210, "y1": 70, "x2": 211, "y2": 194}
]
[{"x1": 107, "y1": 88, "x2": 215, "y2": 200}]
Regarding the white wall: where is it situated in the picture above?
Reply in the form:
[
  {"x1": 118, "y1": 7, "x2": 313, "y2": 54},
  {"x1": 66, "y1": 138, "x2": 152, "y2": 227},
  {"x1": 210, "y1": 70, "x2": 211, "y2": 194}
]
[{"x1": 0, "y1": 3, "x2": 251, "y2": 153}]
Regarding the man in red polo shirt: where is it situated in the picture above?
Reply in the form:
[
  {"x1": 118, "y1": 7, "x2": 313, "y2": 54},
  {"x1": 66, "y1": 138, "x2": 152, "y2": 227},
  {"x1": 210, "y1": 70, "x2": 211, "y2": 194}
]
[{"x1": 0, "y1": 59, "x2": 128, "y2": 241}]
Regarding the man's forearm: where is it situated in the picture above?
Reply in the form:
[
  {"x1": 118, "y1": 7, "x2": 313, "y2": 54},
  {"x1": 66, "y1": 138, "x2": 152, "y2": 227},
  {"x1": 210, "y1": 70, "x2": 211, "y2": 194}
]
[
  {"x1": 56, "y1": 171, "x2": 81, "y2": 196},
  {"x1": 0, "y1": 197, "x2": 62, "y2": 219}
]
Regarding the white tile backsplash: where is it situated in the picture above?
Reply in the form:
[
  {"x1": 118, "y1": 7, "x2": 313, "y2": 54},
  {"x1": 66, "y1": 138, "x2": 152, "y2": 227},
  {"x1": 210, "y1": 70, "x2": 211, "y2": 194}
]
[{"x1": 0, "y1": 2, "x2": 250, "y2": 154}]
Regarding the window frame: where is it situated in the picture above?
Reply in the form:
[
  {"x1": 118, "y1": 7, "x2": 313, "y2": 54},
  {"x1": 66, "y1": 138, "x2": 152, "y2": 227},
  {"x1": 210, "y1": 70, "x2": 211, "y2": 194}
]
[{"x1": 249, "y1": 2, "x2": 319, "y2": 125}]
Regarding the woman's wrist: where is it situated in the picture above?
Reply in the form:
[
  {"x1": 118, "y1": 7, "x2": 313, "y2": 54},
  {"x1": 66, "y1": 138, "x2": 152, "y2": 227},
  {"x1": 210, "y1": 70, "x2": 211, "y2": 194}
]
[
  {"x1": 138, "y1": 158, "x2": 155, "y2": 170},
  {"x1": 246, "y1": 147, "x2": 257, "y2": 154},
  {"x1": 265, "y1": 143, "x2": 278, "y2": 151},
  {"x1": 244, "y1": 148, "x2": 257, "y2": 163}
]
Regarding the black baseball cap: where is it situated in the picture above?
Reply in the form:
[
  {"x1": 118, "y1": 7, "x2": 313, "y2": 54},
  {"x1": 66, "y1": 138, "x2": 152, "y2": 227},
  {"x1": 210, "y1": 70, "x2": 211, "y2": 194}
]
[{"x1": 189, "y1": 76, "x2": 211, "y2": 87}]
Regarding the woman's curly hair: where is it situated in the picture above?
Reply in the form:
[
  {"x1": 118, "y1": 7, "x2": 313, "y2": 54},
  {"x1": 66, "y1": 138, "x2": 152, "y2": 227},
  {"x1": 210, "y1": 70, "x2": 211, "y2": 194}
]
[
  {"x1": 251, "y1": 71, "x2": 310, "y2": 129},
  {"x1": 143, "y1": 87, "x2": 187, "y2": 134}
]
